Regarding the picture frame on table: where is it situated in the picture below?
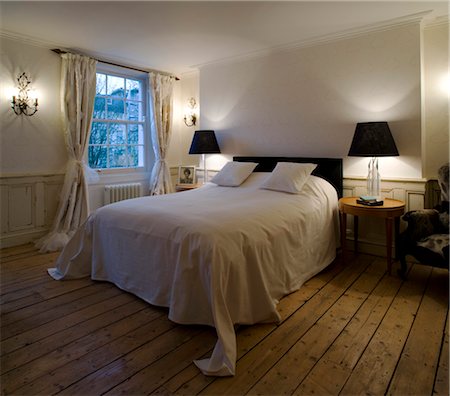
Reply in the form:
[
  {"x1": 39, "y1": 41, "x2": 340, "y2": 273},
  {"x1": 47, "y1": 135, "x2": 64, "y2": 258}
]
[{"x1": 178, "y1": 166, "x2": 196, "y2": 185}]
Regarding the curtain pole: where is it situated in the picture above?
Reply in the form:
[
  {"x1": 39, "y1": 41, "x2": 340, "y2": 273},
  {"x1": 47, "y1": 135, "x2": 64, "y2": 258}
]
[{"x1": 51, "y1": 49, "x2": 180, "y2": 81}]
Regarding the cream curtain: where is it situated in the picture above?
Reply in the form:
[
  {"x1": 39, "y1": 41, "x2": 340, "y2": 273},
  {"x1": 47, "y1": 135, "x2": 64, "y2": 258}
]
[
  {"x1": 149, "y1": 72, "x2": 176, "y2": 195},
  {"x1": 36, "y1": 53, "x2": 97, "y2": 252}
]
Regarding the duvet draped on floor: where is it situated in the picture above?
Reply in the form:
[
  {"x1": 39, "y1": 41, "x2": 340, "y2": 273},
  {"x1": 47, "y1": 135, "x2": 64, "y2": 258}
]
[{"x1": 48, "y1": 173, "x2": 339, "y2": 376}]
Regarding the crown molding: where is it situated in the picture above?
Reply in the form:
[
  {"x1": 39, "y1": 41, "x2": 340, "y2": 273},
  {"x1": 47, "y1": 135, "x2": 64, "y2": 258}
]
[
  {"x1": 423, "y1": 15, "x2": 449, "y2": 29},
  {"x1": 179, "y1": 69, "x2": 200, "y2": 79},
  {"x1": 0, "y1": 29, "x2": 179, "y2": 79},
  {"x1": 195, "y1": 10, "x2": 432, "y2": 71},
  {"x1": 0, "y1": 29, "x2": 62, "y2": 49}
]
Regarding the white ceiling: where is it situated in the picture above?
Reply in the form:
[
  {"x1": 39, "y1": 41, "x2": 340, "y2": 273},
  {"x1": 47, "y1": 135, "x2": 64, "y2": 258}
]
[{"x1": 1, "y1": 1, "x2": 448, "y2": 76}]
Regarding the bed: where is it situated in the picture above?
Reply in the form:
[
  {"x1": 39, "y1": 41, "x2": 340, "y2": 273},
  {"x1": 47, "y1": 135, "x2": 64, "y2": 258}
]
[{"x1": 49, "y1": 156, "x2": 342, "y2": 376}]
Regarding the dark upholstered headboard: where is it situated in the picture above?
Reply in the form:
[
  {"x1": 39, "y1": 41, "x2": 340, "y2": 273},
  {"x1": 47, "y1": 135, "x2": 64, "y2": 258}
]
[{"x1": 233, "y1": 156, "x2": 343, "y2": 198}]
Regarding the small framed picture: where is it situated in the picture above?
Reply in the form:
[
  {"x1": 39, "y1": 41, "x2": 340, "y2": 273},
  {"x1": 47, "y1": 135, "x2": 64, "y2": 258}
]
[{"x1": 178, "y1": 166, "x2": 196, "y2": 185}]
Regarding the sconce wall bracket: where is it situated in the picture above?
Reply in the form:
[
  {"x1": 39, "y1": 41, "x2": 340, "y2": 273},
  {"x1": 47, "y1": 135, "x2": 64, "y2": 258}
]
[
  {"x1": 183, "y1": 97, "x2": 197, "y2": 127},
  {"x1": 11, "y1": 72, "x2": 39, "y2": 116},
  {"x1": 184, "y1": 113, "x2": 197, "y2": 127}
]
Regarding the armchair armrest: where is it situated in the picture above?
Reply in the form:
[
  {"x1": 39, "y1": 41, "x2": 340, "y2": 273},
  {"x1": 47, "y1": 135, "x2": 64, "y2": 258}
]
[{"x1": 401, "y1": 209, "x2": 440, "y2": 242}]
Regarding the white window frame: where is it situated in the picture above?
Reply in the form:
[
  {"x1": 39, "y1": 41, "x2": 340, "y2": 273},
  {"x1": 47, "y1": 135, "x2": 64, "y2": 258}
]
[{"x1": 87, "y1": 63, "x2": 153, "y2": 181}]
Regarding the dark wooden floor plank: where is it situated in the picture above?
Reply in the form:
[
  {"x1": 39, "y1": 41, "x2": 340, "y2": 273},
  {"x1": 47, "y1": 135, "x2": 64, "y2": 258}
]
[
  {"x1": 387, "y1": 267, "x2": 449, "y2": 396},
  {"x1": 1, "y1": 299, "x2": 150, "y2": 375},
  {"x1": 2, "y1": 302, "x2": 159, "y2": 395},
  {"x1": 1, "y1": 283, "x2": 118, "y2": 340},
  {"x1": 126, "y1": 261, "x2": 346, "y2": 396},
  {"x1": 0, "y1": 244, "x2": 40, "y2": 263},
  {"x1": 1, "y1": 271, "x2": 55, "y2": 295},
  {"x1": 52, "y1": 320, "x2": 197, "y2": 395},
  {"x1": 1, "y1": 245, "x2": 447, "y2": 396},
  {"x1": 1, "y1": 277, "x2": 94, "y2": 314},
  {"x1": 248, "y1": 258, "x2": 386, "y2": 395},
  {"x1": 0, "y1": 250, "x2": 58, "y2": 271},
  {"x1": 340, "y1": 264, "x2": 433, "y2": 395},
  {"x1": 434, "y1": 312, "x2": 449, "y2": 396},
  {"x1": 1, "y1": 282, "x2": 111, "y2": 328},
  {"x1": 1, "y1": 257, "x2": 55, "y2": 282},
  {"x1": 198, "y1": 255, "x2": 374, "y2": 395},
  {"x1": 1, "y1": 291, "x2": 137, "y2": 356},
  {"x1": 295, "y1": 263, "x2": 404, "y2": 395},
  {"x1": 104, "y1": 329, "x2": 217, "y2": 395},
  {"x1": 168, "y1": 255, "x2": 349, "y2": 395}
]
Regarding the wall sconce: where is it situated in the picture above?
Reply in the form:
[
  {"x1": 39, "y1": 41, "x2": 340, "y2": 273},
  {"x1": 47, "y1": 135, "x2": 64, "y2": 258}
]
[
  {"x1": 183, "y1": 97, "x2": 197, "y2": 127},
  {"x1": 11, "y1": 72, "x2": 39, "y2": 116}
]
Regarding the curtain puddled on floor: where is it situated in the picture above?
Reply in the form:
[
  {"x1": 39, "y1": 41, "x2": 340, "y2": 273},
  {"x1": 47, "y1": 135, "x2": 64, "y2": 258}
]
[
  {"x1": 149, "y1": 72, "x2": 176, "y2": 195},
  {"x1": 36, "y1": 53, "x2": 97, "y2": 253}
]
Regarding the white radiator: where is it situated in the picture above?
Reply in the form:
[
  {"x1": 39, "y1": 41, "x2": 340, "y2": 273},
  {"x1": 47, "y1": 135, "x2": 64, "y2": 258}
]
[{"x1": 104, "y1": 183, "x2": 143, "y2": 204}]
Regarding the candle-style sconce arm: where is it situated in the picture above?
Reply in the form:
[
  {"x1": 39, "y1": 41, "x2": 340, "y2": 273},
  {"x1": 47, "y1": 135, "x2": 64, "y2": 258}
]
[
  {"x1": 11, "y1": 72, "x2": 39, "y2": 116},
  {"x1": 183, "y1": 97, "x2": 197, "y2": 127}
]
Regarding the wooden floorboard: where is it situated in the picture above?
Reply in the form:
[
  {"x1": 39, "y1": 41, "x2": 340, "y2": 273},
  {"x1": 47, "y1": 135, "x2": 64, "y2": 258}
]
[
  {"x1": 387, "y1": 267, "x2": 449, "y2": 396},
  {"x1": 0, "y1": 244, "x2": 448, "y2": 396},
  {"x1": 0, "y1": 243, "x2": 41, "y2": 263},
  {"x1": 434, "y1": 312, "x2": 449, "y2": 395}
]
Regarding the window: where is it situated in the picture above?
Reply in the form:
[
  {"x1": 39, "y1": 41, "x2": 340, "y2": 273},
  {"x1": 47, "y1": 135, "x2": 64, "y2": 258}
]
[{"x1": 88, "y1": 70, "x2": 147, "y2": 170}]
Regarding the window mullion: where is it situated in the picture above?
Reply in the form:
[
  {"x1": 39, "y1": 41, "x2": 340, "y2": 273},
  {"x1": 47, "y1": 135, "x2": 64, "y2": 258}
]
[{"x1": 89, "y1": 70, "x2": 146, "y2": 171}]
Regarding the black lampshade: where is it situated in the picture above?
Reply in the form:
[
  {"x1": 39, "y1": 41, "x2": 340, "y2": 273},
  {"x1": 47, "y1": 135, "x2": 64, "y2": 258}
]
[
  {"x1": 189, "y1": 130, "x2": 221, "y2": 154},
  {"x1": 348, "y1": 122, "x2": 399, "y2": 157}
]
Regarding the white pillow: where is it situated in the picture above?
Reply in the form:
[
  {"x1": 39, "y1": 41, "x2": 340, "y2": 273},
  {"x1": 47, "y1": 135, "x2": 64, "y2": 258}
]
[
  {"x1": 261, "y1": 162, "x2": 317, "y2": 193},
  {"x1": 210, "y1": 161, "x2": 258, "y2": 186}
]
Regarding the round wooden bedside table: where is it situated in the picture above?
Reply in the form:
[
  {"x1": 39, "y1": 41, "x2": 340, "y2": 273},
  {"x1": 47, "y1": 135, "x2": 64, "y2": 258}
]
[{"x1": 338, "y1": 197, "x2": 405, "y2": 274}]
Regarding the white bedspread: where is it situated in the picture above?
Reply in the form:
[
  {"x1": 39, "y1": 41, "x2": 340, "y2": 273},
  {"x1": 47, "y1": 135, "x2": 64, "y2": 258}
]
[{"x1": 49, "y1": 173, "x2": 339, "y2": 376}]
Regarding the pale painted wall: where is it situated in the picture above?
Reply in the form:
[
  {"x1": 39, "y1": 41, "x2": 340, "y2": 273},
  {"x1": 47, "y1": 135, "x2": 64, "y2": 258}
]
[
  {"x1": 0, "y1": 36, "x2": 186, "y2": 214},
  {"x1": 169, "y1": 71, "x2": 200, "y2": 168},
  {"x1": 0, "y1": 36, "x2": 67, "y2": 176},
  {"x1": 422, "y1": 21, "x2": 449, "y2": 179},
  {"x1": 1, "y1": 20, "x2": 446, "y2": 250},
  {"x1": 200, "y1": 23, "x2": 423, "y2": 179}
]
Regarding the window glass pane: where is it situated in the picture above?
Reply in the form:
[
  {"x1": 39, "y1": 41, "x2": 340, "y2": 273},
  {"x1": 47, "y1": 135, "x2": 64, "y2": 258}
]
[
  {"x1": 126, "y1": 79, "x2": 141, "y2": 100},
  {"x1": 107, "y1": 75, "x2": 125, "y2": 97},
  {"x1": 109, "y1": 146, "x2": 128, "y2": 168},
  {"x1": 126, "y1": 101, "x2": 143, "y2": 121},
  {"x1": 93, "y1": 97, "x2": 106, "y2": 119},
  {"x1": 127, "y1": 146, "x2": 139, "y2": 167},
  {"x1": 88, "y1": 70, "x2": 146, "y2": 171},
  {"x1": 107, "y1": 99, "x2": 125, "y2": 119},
  {"x1": 109, "y1": 124, "x2": 126, "y2": 144},
  {"x1": 88, "y1": 146, "x2": 107, "y2": 169},
  {"x1": 89, "y1": 122, "x2": 108, "y2": 144},
  {"x1": 128, "y1": 145, "x2": 144, "y2": 167},
  {"x1": 96, "y1": 74, "x2": 106, "y2": 95},
  {"x1": 128, "y1": 124, "x2": 144, "y2": 144}
]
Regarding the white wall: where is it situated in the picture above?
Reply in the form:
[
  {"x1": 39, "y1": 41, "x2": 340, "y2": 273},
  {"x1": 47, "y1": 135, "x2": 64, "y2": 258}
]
[
  {"x1": 200, "y1": 23, "x2": 423, "y2": 179},
  {"x1": 422, "y1": 21, "x2": 449, "y2": 179},
  {"x1": 169, "y1": 71, "x2": 200, "y2": 168},
  {"x1": 0, "y1": 36, "x2": 67, "y2": 176},
  {"x1": 0, "y1": 36, "x2": 195, "y2": 215},
  {"x1": 0, "y1": 36, "x2": 168, "y2": 246}
]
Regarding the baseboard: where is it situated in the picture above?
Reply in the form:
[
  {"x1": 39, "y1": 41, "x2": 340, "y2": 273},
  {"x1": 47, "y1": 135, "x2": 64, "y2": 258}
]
[
  {"x1": 345, "y1": 236, "x2": 393, "y2": 258},
  {"x1": 0, "y1": 229, "x2": 48, "y2": 249}
]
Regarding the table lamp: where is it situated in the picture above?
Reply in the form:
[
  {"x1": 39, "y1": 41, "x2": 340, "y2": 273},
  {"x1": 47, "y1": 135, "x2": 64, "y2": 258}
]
[
  {"x1": 348, "y1": 122, "x2": 399, "y2": 198},
  {"x1": 189, "y1": 130, "x2": 221, "y2": 183}
]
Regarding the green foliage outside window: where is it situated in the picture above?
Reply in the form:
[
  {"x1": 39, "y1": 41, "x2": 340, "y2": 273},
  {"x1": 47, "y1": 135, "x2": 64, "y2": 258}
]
[{"x1": 88, "y1": 72, "x2": 145, "y2": 169}]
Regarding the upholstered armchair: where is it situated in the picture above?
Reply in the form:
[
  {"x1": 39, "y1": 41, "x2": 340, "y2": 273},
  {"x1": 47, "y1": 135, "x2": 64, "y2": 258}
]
[{"x1": 398, "y1": 164, "x2": 449, "y2": 278}]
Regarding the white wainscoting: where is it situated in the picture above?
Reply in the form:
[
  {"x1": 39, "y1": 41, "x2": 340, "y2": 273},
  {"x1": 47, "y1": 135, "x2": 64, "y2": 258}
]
[
  {"x1": 1, "y1": 171, "x2": 426, "y2": 255},
  {"x1": 0, "y1": 174, "x2": 64, "y2": 248},
  {"x1": 343, "y1": 176, "x2": 426, "y2": 257}
]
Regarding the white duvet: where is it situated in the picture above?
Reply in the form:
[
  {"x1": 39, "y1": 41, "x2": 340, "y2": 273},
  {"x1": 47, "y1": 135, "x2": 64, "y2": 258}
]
[{"x1": 49, "y1": 173, "x2": 339, "y2": 376}]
